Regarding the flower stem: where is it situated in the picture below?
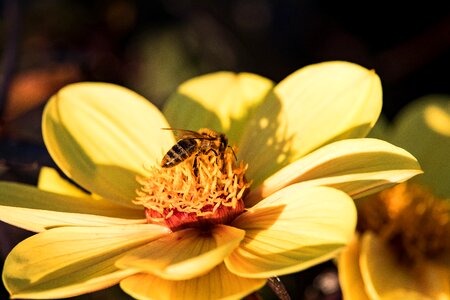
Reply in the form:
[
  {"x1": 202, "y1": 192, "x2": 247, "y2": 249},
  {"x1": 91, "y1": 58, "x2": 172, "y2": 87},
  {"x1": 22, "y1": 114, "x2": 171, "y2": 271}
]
[{"x1": 268, "y1": 276, "x2": 291, "y2": 300}]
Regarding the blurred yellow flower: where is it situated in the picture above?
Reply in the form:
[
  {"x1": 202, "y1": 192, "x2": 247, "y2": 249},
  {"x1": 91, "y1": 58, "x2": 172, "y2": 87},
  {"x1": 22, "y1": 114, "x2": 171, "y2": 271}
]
[
  {"x1": 0, "y1": 61, "x2": 422, "y2": 300},
  {"x1": 338, "y1": 95, "x2": 450, "y2": 300}
]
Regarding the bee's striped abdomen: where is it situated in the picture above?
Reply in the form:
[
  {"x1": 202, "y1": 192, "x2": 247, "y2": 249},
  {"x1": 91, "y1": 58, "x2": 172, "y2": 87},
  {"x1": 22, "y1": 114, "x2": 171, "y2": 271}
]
[{"x1": 161, "y1": 139, "x2": 198, "y2": 168}]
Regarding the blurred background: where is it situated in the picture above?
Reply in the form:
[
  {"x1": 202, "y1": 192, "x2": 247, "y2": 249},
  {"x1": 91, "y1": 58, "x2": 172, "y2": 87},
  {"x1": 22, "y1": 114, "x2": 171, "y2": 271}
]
[{"x1": 1, "y1": 0, "x2": 449, "y2": 299}]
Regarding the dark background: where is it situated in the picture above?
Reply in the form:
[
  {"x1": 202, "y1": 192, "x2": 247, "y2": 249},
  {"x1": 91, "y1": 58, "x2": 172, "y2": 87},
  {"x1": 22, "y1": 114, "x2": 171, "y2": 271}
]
[{"x1": 1, "y1": 0, "x2": 449, "y2": 299}]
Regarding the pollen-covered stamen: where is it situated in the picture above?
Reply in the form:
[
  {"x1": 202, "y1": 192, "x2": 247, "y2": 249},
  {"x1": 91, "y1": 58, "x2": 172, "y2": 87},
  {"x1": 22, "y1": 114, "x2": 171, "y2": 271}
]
[
  {"x1": 357, "y1": 182, "x2": 450, "y2": 264},
  {"x1": 134, "y1": 150, "x2": 250, "y2": 231}
]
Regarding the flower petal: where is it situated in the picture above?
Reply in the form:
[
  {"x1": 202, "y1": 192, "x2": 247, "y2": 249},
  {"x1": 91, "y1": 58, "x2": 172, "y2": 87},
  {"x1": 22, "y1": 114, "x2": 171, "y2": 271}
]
[
  {"x1": 390, "y1": 95, "x2": 450, "y2": 198},
  {"x1": 163, "y1": 72, "x2": 273, "y2": 144},
  {"x1": 337, "y1": 235, "x2": 371, "y2": 300},
  {"x1": 3, "y1": 224, "x2": 170, "y2": 299},
  {"x1": 360, "y1": 232, "x2": 450, "y2": 300},
  {"x1": 227, "y1": 185, "x2": 356, "y2": 278},
  {"x1": 42, "y1": 82, "x2": 175, "y2": 208},
  {"x1": 238, "y1": 61, "x2": 382, "y2": 187},
  {"x1": 8, "y1": 269, "x2": 134, "y2": 300},
  {"x1": 120, "y1": 264, "x2": 266, "y2": 300},
  {"x1": 116, "y1": 225, "x2": 245, "y2": 280},
  {"x1": 0, "y1": 182, "x2": 144, "y2": 232},
  {"x1": 37, "y1": 166, "x2": 88, "y2": 197},
  {"x1": 246, "y1": 138, "x2": 422, "y2": 207}
]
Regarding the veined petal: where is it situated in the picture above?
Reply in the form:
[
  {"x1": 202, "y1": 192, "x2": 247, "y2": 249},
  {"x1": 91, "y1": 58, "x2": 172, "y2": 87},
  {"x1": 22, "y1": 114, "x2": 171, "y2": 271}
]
[
  {"x1": 338, "y1": 235, "x2": 371, "y2": 300},
  {"x1": 3, "y1": 224, "x2": 170, "y2": 299},
  {"x1": 390, "y1": 95, "x2": 450, "y2": 198},
  {"x1": 0, "y1": 206, "x2": 146, "y2": 232},
  {"x1": 238, "y1": 61, "x2": 382, "y2": 187},
  {"x1": 38, "y1": 166, "x2": 88, "y2": 197},
  {"x1": 227, "y1": 185, "x2": 356, "y2": 278},
  {"x1": 0, "y1": 182, "x2": 144, "y2": 232},
  {"x1": 42, "y1": 82, "x2": 175, "y2": 208},
  {"x1": 120, "y1": 264, "x2": 266, "y2": 300},
  {"x1": 163, "y1": 72, "x2": 273, "y2": 144},
  {"x1": 360, "y1": 232, "x2": 449, "y2": 300},
  {"x1": 9, "y1": 269, "x2": 135, "y2": 300},
  {"x1": 246, "y1": 138, "x2": 422, "y2": 207},
  {"x1": 116, "y1": 225, "x2": 245, "y2": 280}
]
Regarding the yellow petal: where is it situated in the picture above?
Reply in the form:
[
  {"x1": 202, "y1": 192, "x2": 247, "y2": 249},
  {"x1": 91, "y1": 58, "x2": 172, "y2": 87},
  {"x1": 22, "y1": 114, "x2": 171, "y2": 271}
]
[
  {"x1": 38, "y1": 166, "x2": 113, "y2": 205},
  {"x1": 76, "y1": 285, "x2": 133, "y2": 300},
  {"x1": 38, "y1": 166, "x2": 115, "y2": 207},
  {"x1": 238, "y1": 61, "x2": 382, "y2": 187},
  {"x1": 37, "y1": 166, "x2": 88, "y2": 197},
  {"x1": 3, "y1": 224, "x2": 170, "y2": 299},
  {"x1": 163, "y1": 72, "x2": 273, "y2": 143},
  {"x1": 337, "y1": 235, "x2": 371, "y2": 300},
  {"x1": 116, "y1": 225, "x2": 245, "y2": 280},
  {"x1": 8, "y1": 269, "x2": 135, "y2": 299},
  {"x1": 359, "y1": 232, "x2": 448, "y2": 300},
  {"x1": 246, "y1": 138, "x2": 422, "y2": 207},
  {"x1": 0, "y1": 206, "x2": 146, "y2": 232},
  {"x1": 227, "y1": 185, "x2": 356, "y2": 278},
  {"x1": 120, "y1": 264, "x2": 266, "y2": 300},
  {"x1": 0, "y1": 182, "x2": 144, "y2": 232},
  {"x1": 390, "y1": 95, "x2": 450, "y2": 198},
  {"x1": 42, "y1": 82, "x2": 175, "y2": 208}
]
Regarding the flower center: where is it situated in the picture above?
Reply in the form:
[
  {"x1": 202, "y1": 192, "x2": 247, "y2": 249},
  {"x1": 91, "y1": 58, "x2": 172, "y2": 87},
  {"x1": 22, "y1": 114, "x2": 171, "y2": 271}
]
[
  {"x1": 134, "y1": 149, "x2": 250, "y2": 231},
  {"x1": 357, "y1": 182, "x2": 450, "y2": 264}
]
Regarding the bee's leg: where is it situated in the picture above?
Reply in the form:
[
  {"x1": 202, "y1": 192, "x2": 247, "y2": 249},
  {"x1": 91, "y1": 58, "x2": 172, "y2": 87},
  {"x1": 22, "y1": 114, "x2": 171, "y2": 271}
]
[
  {"x1": 205, "y1": 149, "x2": 218, "y2": 156},
  {"x1": 205, "y1": 148, "x2": 221, "y2": 165},
  {"x1": 193, "y1": 154, "x2": 199, "y2": 177}
]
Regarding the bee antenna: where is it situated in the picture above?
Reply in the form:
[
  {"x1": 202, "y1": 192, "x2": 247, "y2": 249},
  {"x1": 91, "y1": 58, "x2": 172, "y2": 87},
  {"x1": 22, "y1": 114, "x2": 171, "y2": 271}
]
[{"x1": 228, "y1": 145, "x2": 237, "y2": 161}]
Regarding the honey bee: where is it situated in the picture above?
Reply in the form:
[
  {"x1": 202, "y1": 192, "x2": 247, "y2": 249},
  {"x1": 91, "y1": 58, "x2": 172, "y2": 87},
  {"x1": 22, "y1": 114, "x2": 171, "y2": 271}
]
[{"x1": 161, "y1": 128, "x2": 234, "y2": 174}]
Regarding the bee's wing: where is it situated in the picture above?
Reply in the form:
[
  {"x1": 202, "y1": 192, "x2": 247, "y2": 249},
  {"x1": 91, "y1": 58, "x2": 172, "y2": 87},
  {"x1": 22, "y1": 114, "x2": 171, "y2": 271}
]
[{"x1": 161, "y1": 128, "x2": 205, "y2": 140}]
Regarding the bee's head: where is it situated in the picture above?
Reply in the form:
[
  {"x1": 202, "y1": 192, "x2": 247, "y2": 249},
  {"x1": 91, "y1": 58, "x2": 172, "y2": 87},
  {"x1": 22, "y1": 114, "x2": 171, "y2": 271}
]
[{"x1": 219, "y1": 133, "x2": 228, "y2": 151}]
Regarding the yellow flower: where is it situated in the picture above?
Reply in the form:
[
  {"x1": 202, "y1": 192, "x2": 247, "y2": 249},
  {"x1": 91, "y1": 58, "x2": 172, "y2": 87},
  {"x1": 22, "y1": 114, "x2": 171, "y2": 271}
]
[
  {"x1": 338, "y1": 95, "x2": 450, "y2": 300},
  {"x1": 0, "y1": 61, "x2": 421, "y2": 300}
]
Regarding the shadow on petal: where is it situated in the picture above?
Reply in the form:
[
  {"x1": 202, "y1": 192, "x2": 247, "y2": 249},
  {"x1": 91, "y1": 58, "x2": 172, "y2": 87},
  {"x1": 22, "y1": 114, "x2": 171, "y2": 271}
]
[
  {"x1": 163, "y1": 72, "x2": 273, "y2": 145},
  {"x1": 163, "y1": 92, "x2": 223, "y2": 137},
  {"x1": 238, "y1": 92, "x2": 294, "y2": 187},
  {"x1": 45, "y1": 114, "x2": 144, "y2": 209},
  {"x1": 239, "y1": 93, "x2": 375, "y2": 188},
  {"x1": 164, "y1": 89, "x2": 294, "y2": 189},
  {"x1": 227, "y1": 239, "x2": 347, "y2": 278}
]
